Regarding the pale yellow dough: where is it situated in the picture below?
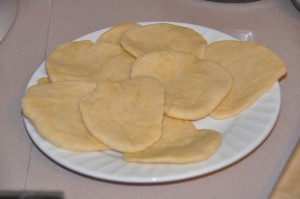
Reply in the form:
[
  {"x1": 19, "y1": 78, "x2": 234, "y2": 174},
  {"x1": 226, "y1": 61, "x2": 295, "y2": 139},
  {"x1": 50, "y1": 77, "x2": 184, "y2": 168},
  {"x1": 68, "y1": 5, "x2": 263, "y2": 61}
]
[
  {"x1": 124, "y1": 116, "x2": 222, "y2": 164},
  {"x1": 205, "y1": 40, "x2": 287, "y2": 119},
  {"x1": 120, "y1": 23, "x2": 207, "y2": 59},
  {"x1": 37, "y1": 77, "x2": 50, "y2": 85},
  {"x1": 131, "y1": 50, "x2": 232, "y2": 120},
  {"x1": 22, "y1": 81, "x2": 107, "y2": 152},
  {"x1": 97, "y1": 22, "x2": 141, "y2": 44},
  {"x1": 46, "y1": 40, "x2": 134, "y2": 83},
  {"x1": 79, "y1": 76, "x2": 165, "y2": 153}
]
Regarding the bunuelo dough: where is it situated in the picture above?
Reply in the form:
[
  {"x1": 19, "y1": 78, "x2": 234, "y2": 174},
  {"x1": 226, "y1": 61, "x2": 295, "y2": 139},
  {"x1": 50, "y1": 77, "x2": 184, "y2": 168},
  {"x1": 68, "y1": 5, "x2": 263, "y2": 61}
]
[
  {"x1": 22, "y1": 81, "x2": 107, "y2": 151},
  {"x1": 79, "y1": 76, "x2": 165, "y2": 153},
  {"x1": 131, "y1": 50, "x2": 232, "y2": 120},
  {"x1": 205, "y1": 40, "x2": 287, "y2": 119},
  {"x1": 124, "y1": 116, "x2": 222, "y2": 164}
]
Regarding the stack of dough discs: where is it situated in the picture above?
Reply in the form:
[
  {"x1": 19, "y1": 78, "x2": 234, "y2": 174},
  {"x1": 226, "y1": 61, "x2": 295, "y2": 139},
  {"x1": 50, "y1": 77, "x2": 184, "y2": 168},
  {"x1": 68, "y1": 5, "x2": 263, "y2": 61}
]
[
  {"x1": 120, "y1": 23, "x2": 207, "y2": 59},
  {"x1": 22, "y1": 23, "x2": 287, "y2": 165},
  {"x1": 131, "y1": 50, "x2": 232, "y2": 120},
  {"x1": 46, "y1": 40, "x2": 135, "y2": 83},
  {"x1": 22, "y1": 81, "x2": 107, "y2": 151},
  {"x1": 205, "y1": 41, "x2": 287, "y2": 119},
  {"x1": 124, "y1": 116, "x2": 222, "y2": 164},
  {"x1": 79, "y1": 76, "x2": 165, "y2": 153}
]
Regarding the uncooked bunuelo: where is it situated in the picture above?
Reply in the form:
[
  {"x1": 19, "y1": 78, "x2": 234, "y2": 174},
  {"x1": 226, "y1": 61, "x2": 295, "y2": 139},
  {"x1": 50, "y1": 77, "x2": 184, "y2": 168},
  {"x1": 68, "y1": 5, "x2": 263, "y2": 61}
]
[
  {"x1": 124, "y1": 116, "x2": 222, "y2": 164},
  {"x1": 46, "y1": 40, "x2": 135, "y2": 83},
  {"x1": 131, "y1": 50, "x2": 233, "y2": 120},
  {"x1": 96, "y1": 22, "x2": 141, "y2": 44},
  {"x1": 120, "y1": 23, "x2": 207, "y2": 59},
  {"x1": 22, "y1": 81, "x2": 107, "y2": 152},
  {"x1": 79, "y1": 76, "x2": 165, "y2": 153},
  {"x1": 205, "y1": 40, "x2": 287, "y2": 119}
]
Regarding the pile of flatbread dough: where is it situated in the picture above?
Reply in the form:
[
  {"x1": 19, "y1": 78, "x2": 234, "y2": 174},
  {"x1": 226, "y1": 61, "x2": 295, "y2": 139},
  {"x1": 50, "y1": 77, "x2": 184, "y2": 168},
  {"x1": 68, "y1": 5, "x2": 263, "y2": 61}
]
[{"x1": 22, "y1": 23, "x2": 287, "y2": 164}]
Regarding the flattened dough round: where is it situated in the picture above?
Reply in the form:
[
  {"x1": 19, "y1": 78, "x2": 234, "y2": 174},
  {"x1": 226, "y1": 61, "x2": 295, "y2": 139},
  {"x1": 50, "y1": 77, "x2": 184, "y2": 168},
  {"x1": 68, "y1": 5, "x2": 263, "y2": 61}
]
[
  {"x1": 22, "y1": 81, "x2": 107, "y2": 152},
  {"x1": 120, "y1": 23, "x2": 207, "y2": 59},
  {"x1": 124, "y1": 116, "x2": 222, "y2": 164},
  {"x1": 131, "y1": 51, "x2": 232, "y2": 120},
  {"x1": 205, "y1": 41, "x2": 287, "y2": 119},
  {"x1": 37, "y1": 77, "x2": 50, "y2": 85},
  {"x1": 79, "y1": 76, "x2": 165, "y2": 153},
  {"x1": 97, "y1": 22, "x2": 141, "y2": 44},
  {"x1": 46, "y1": 40, "x2": 134, "y2": 83}
]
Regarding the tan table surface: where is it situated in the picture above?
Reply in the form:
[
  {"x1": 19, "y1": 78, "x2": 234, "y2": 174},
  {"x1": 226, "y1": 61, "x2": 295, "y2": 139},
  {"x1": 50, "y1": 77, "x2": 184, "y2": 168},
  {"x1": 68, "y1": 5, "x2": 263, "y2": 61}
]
[{"x1": 0, "y1": 0, "x2": 299, "y2": 198}]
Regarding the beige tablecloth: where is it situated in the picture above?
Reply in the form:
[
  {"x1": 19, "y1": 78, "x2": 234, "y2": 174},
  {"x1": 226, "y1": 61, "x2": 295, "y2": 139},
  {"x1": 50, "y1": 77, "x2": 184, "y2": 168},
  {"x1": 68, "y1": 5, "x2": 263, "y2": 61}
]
[{"x1": 1, "y1": 0, "x2": 299, "y2": 198}]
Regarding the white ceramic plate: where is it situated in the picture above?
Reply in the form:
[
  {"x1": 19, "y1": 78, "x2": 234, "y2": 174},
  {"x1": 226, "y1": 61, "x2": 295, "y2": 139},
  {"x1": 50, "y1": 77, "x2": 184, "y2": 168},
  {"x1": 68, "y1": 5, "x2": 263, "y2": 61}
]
[{"x1": 23, "y1": 22, "x2": 281, "y2": 183}]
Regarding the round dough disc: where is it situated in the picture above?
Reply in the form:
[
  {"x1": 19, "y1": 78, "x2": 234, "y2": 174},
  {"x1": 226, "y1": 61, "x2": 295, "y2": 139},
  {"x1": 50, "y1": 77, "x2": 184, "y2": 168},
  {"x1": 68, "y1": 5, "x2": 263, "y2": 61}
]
[
  {"x1": 97, "y1": 22, "x2": 141, "y2": 44},
  {"x1": 79, "y1": 76, "x2": 165, "y2": 153},
  {"x1": 120, "y1": 23, "x2": 207, "y2": 59},
  {"x1": 205, "y1": 40, "x2": 287, "y2": 119},
  {"x1": 46, "y1": 40, "x2": 134, "y2": 83},
  {"x1": 124, "y1": 116, "x2": 222, "y2": 164},
  {"x1": 22, "y1": 81, "x2": 107, "y2": 151},
  {"x1": 131, "y1": 50, "x2": 232, "y2": 120}
]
